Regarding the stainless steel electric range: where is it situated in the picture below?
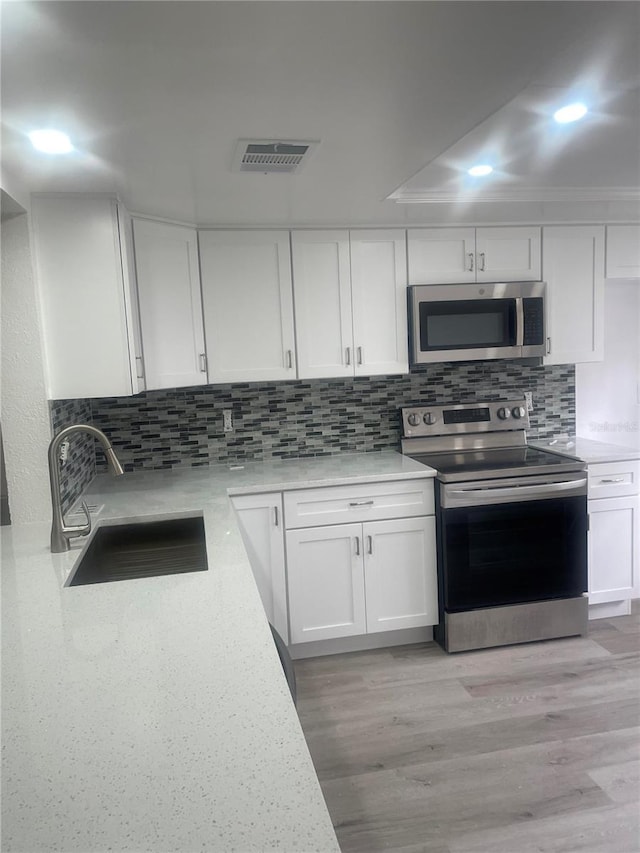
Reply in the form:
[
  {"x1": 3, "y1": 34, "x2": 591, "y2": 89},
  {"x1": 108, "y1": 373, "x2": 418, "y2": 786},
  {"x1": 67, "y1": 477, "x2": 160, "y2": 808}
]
[{"x1": 401, "y1": 399, "x2": 589, "y2": 653}]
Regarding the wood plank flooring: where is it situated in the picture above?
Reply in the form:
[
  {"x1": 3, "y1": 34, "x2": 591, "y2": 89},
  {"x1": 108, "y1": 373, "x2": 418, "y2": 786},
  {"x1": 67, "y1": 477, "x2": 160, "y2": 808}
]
[{"x1": 295, "y1": 605, "x2": 640, "y2": 853}]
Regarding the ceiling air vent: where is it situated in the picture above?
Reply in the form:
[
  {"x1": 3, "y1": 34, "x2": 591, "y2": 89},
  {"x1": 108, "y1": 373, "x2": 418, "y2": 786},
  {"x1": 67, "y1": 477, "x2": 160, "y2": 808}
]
[{"x1": 232, "y1": 139, "x2": 319, "y2": 174}]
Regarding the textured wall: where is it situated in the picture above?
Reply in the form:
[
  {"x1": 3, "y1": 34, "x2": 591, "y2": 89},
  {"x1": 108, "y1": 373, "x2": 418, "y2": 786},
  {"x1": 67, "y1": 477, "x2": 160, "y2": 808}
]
[
  {"x1": 51, "y1": 360, "x2": 575, "y2": 481},
  {"x1": 1, "y1": 211, "x2": 52, "y2": 523}
]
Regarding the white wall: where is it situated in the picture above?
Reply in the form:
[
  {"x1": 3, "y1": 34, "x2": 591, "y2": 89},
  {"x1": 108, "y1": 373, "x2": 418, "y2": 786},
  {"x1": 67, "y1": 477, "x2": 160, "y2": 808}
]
[
  {"x1": 1, "y1": 202, "x2": 52, "y2": 524},
  {"x1": 576, "y1": 280, "x2": 640, "y2": 448}
]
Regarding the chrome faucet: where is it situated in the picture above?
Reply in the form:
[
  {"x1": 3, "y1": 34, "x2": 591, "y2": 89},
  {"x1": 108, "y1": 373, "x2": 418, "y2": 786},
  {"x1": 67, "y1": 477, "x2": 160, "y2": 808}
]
[{"x1": 48, "y1": 424, "x2": 124, "y2": 553}]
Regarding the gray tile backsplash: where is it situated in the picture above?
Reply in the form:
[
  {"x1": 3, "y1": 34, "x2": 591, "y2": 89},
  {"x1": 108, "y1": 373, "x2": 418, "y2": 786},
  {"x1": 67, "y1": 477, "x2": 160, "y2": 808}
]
[
  {"x1": 49, "y1": 398, "x2": 96, "y2": 512},
  {"x1": 50, "y1": 362, "x2": 575, "y2": 490}
]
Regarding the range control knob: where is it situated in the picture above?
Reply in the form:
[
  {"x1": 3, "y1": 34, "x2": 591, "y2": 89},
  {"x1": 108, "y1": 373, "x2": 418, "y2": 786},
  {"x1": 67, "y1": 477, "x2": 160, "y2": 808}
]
[
  {"x1": 407, "y1": 412, "x2": 421, "y2": 427},
  {"x1": 497, "y1": 407, "x2": 511, "y2": 420},
  {"x1": 423, "y1": 412, "x2": 437, "y2": 426},
  {"x1": 512, "y1": 406, "x2": 526, "y2": 419}
]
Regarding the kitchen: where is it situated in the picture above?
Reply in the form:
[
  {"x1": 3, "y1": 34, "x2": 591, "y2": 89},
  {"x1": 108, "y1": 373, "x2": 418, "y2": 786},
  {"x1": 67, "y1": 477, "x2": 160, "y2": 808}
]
[{"x1": 2, "y1": 2, "x2": 640, "y2": 852}]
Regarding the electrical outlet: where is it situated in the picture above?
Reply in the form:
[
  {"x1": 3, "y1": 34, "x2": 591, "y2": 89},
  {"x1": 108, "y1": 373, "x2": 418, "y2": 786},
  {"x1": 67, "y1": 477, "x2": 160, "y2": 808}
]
[
  {"x1": 524, "y1": 391, "x2": 534, "y2": 412},
  {"x1": 223, "y1": 410, "x2": 233, "y2": 432}
]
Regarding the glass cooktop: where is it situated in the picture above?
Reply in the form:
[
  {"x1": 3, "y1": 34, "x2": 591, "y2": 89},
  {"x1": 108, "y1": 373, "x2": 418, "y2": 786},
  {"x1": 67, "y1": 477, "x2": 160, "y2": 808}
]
[{"x1": 408, "y1": 445, "x2": 586, "y2": 483}]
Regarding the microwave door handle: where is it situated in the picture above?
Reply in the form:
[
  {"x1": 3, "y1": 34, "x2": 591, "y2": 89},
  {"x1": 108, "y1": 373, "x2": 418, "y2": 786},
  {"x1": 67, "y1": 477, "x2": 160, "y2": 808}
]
[{"x1": 515, "y1": 298, "x2": 524, "y2": 348}]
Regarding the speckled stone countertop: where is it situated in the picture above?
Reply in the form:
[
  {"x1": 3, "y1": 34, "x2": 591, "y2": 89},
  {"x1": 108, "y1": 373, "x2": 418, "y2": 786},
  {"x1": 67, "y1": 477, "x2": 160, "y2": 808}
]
[
  {"x1": 1, "y1": 451, "x2": 435, "y2": 852},
  {"x1": 529, "y1": 436, "x2": 640, "y2": 464}
]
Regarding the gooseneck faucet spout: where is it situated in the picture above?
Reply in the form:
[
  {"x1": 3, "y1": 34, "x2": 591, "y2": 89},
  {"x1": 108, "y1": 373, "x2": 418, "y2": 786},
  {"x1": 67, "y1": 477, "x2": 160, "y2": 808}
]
[{"x1": 48, "y1": 424, "x2": 124, "y2": 553}]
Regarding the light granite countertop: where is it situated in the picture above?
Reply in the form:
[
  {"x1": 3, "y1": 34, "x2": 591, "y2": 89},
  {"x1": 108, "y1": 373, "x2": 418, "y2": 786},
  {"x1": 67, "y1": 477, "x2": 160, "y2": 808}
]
[
  {"x1": 1, "y1": 451, "x2": 435, "y2": 853},
  {"x1": 529, "y1": 435, "x2": 640, "y2": 464}
]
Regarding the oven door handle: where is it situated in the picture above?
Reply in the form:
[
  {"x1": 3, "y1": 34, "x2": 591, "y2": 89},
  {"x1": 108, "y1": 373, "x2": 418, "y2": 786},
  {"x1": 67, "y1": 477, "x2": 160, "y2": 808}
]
[{"x1": 444, "y1": 477, "x2": 587, "y2": 508}]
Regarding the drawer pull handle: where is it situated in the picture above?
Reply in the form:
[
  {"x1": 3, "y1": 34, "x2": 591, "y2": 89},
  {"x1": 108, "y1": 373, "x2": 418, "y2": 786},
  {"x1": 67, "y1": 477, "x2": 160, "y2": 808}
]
[
  {"x1": 600, "y1": 477, "x2": 625, "y2": 484},
  {"x1": 367, "y1": 535, "x2": 373, "y2": 555},
  {"x1": 355, "y1": 536, "x2": 360, "y2": 556},
  {"x1": 349, "y1": 500, "x2": 374, "y2": 507},
  {"x1": 273, "y1": 506, "x2": 279, "y2": 527}
]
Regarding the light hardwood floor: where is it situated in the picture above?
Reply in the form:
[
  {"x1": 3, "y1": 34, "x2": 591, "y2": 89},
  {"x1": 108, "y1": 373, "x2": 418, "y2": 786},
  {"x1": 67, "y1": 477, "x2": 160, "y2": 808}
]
[{"x1": 295, "y1": 605, "x2": 640, "y2": 853}]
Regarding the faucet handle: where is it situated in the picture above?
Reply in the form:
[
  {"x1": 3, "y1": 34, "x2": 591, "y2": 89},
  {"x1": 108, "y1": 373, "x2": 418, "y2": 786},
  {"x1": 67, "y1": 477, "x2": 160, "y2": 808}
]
[{"x1": 63, "y1": 501, "x2": 92, "y2": 538}]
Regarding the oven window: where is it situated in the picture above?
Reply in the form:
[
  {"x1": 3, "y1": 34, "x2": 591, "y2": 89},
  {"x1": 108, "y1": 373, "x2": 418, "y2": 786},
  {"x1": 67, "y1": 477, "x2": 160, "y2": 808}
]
[
  {"x1": 440, "y1": 496, "x2": 587, "y2": 612},
  {"x1": 420, "y1": 299, "x2": 516, "y2": 351}
]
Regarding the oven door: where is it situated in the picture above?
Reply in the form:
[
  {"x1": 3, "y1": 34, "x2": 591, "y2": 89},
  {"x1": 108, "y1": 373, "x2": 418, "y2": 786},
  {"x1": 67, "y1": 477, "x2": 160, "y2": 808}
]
[{"x1": 437, "y1": 476, "x2": 588, "y2": 612}]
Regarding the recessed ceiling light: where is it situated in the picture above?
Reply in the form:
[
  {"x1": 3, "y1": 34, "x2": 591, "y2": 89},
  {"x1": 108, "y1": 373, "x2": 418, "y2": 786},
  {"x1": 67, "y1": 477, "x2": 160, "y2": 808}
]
[
  {"x1": 28, "y1": 129, "x2": 74, "y2": 154},
  {"x1": 468, "y1": 164, "x2": 493, "y2": 177},
  {"x1": 553, "y1": 102, "x2": 588, "y2": 124}
]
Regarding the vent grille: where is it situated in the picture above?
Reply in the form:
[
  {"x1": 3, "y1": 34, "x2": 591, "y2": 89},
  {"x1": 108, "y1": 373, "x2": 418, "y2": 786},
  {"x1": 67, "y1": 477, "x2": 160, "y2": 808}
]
[{"x1": 233, "y1": 139, "x2": 319, "y2": 174}]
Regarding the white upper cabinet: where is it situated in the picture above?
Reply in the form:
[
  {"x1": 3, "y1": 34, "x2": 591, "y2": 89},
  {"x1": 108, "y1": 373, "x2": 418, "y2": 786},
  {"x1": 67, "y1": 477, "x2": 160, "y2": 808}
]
[
  {"x1": 543, "y1": 225, "x2": 605, "y2": 365},
  {"x1": 475, "y1": 227, "x2": 541, "y2": 282},
  {"x1": 349, "y1": 230, "x2": 408, "y2": 376},
  {"x1": 606, "y1": 225, "x2": 640, "y2": 279},
  {"x1": 407, "y1": 228, "x2": 476, "y2": 284},
  {"x1": 291, "y1": 230, "x2": 354, "y2": 379},
  {"x1": 199, "y1": 231, "x2": 296, "y2": 383},
  {"x1": 408, "y1": 226, "x2": 541, "y2": 284},
  {"x1": 292, "y1": 229, "x2": 408, "y2": 379},
  {"x1": 133, "y1": 219, "x2": 207, "y2": 390},
  {"x1": 31, "y1": 194, "x2": 144, "y2": 400}
]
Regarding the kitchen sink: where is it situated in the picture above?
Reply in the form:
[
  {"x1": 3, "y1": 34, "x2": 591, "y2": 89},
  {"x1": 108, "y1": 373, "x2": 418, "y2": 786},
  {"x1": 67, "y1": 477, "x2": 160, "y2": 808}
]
[{"x1": 67, "y1": 515, "x2": 208, "y2": 586}]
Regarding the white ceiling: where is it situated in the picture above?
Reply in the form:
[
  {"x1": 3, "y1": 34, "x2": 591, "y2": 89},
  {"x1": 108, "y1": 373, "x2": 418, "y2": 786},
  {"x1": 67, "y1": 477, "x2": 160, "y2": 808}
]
[{"x1": 1, "y1": 1, "x2": 639, "y2": 226}]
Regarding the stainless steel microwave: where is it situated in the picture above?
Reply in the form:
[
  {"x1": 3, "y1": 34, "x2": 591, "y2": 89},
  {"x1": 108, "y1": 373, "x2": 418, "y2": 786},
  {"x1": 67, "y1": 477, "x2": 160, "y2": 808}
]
[{"x1": 408, "y1": 281, "x2": 546, "y2": 365}]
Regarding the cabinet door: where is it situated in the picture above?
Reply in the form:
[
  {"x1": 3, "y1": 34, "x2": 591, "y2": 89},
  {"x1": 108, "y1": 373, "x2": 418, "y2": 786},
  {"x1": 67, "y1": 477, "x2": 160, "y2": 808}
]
[
  {"x1": 116, "y1": 205, "x2": 146, "y2": 394},
  {"x1": 606, "y1": 225, "x2": 640, "y2": 279},
  {"x1": 232, "y1": 493, "x2": 288, "y2": 641},
  {"x1": 291, "y1": 231, "x2": 354, "y2": 379},
  {"x1": 286, "y1": 523, "x2": 366, "y2": 643},
  {"x1": 363, "y1": 516, "x2": 438, "y2": 632},
  {"x1": 31, "y1": 195, "x2": 138, "y2": 399},
  {"x1": 543, "y1": 225, "x2": 605, "y2": 364},
  {"x1": 133, "y1": 219, "x2": 207, "y2": 390},
  {"x1": 350, "y1": 230, "x2": 408, "y2": 376},
  {"x1": 476, "y1": 226, "x2": 541, "y2": 282},
  {"x1": 588, "y1": 495, "x2": 638, "y2": 604},
  {"x1": 199, "y1": 231, "x2": 296, "y2": 382},
  {"x1": 407, "y1": 228, "x2": 475, "y2": 284}
]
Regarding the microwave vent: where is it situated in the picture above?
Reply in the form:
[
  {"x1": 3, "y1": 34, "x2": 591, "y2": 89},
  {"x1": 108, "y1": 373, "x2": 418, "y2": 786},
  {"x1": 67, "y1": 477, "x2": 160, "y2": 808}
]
[{"x1": 232, "y1": 139, "x2": 320, "y2": 174}]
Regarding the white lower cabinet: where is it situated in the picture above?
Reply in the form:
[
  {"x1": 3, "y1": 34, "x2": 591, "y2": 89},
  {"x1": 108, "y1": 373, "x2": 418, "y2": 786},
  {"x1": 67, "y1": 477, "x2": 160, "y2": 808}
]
[
  {"x1": 361, "y1": 516, "x2": 438, "y2": 634},
  {"x1": 285, "y1": 490, "x2": 437, "y2": 645},
  {"x1": 286, "y1": 523, "x2": 367, "y2": 643},
  {"x1": 588, "y1": 496, "x2": 638, "y2": 605},
  {"x1": 587, "y1": 461, "x2": 639, "y2": 607},
  {"x1": 231, "y1": 493, "x2": 288, "y2": 642}
]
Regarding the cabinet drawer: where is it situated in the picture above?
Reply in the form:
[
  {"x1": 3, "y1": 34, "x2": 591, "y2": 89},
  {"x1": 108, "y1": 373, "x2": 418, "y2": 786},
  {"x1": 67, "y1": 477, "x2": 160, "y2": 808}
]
[
  {"x1": 283, "y1": 479, "x2": 434, "y2": 529},
  {"x1": 588, "y1": 461, "x2": 640, "y2": 499}
]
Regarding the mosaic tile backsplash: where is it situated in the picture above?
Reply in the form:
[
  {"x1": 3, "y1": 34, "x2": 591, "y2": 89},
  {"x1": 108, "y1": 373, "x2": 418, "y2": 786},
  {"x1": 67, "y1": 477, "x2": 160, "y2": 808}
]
[
  {"x1": 49, "y1": 398, "x2": 96, "y2": 513},
  {"x1": 51, "y1": 362, "x2": 575, "y2": 498}
]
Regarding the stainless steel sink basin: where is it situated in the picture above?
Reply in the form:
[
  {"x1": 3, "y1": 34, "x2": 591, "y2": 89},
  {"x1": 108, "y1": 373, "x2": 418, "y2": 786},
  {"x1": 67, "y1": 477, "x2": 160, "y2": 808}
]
[{"x1": 68, "y1": 515, "x2": 208, "y2": 586}]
